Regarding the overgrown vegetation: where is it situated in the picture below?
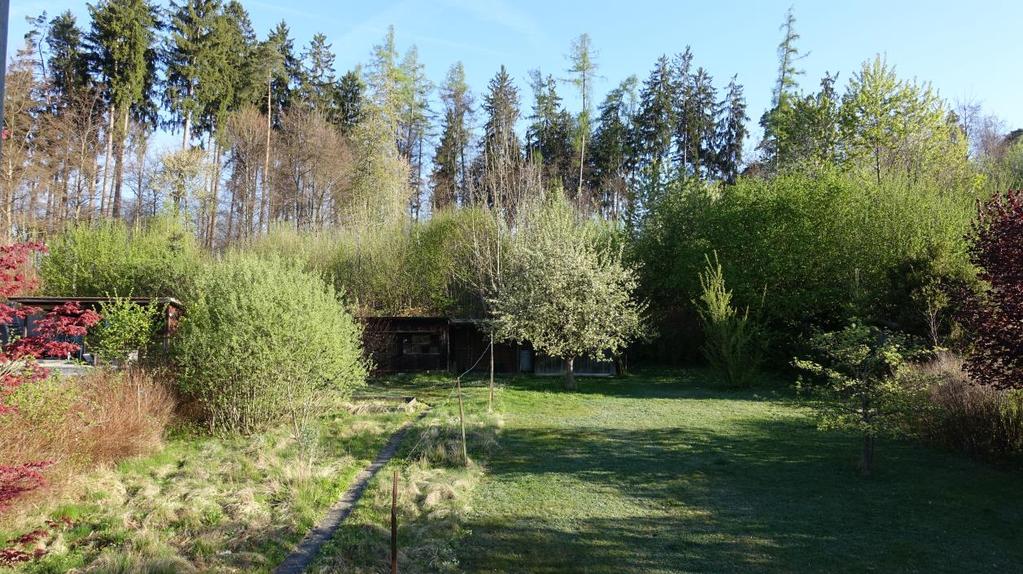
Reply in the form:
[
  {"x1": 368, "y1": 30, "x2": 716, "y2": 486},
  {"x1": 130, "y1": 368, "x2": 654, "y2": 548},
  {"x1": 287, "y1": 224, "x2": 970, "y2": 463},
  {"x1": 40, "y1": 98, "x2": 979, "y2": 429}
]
[
  {"x1": 88, "y1": 296, "x2": 161, "y2": 364},
  {"x1": 0, "y1": 396, "x2": 417, "y2": 572},
  {"x1": 40, "y1": 216, "x2": 202, "y2": 299},
  {"x1": 173, "y1": 253, "x2": 367, "y2": 434}
]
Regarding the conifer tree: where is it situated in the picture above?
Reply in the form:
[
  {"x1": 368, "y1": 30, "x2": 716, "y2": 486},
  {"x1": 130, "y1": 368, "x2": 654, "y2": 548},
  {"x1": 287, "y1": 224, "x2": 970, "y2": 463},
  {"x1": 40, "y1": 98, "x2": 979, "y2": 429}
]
[
  {"x1": 86, "y1": 0, "x2": 159, "y2": 218},
  {"x1": 333, "y1": 69, "x2": 364, "y2": 134},
  {"x1": 565, "y1": 33, "x2": 598, "y2": 200},
  {"x1": 432, "y1": 62, "x2": 473, "y2": 210},
  {"x1": 714, "y1": 75, "x2": 748, "y2": 183},
  {"x1": 46, "y1": 11, "x2": 91, "y2": 108},
  {"x1": 298, "y1": 33, "x2": 338, "y2": 114},
  {"x1": 591, "y1": 76, "x2": 638, "y2": 220},
  {"x1": 759, "y1": 6, "x2": 805, "y2": 168},
  {"x1": 632, "y1": 55, "x2": 676, "y2": 213},
  {"x1": 398, "y1": 46, "x2": 432, "y2": 220},
  {"x1": 526, "y1": 69, "x2": 574, "y2": 191},
  {"x1": 480, "y1": 65, "x2": 522, "y2": 212}
]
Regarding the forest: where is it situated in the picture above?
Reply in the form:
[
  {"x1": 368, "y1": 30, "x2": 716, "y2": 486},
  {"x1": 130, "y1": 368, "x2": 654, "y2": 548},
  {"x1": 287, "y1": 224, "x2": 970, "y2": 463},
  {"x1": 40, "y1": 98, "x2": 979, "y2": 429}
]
[{"x1": 1, "y1": 1, "x2": 1023, "y2": 572}]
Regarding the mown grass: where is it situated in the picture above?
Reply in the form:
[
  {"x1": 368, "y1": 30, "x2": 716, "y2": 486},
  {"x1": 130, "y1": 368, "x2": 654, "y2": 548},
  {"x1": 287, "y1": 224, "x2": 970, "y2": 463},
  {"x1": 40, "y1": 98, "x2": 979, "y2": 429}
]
[
  {"x1": 455, "y1": 370, "x2": 1023, "y2": 573},
  {"x1": 325, "y1": 369, "x2": 1023, "y2": 573},
  {"x1": 1, "y1": 394, "x2": 419, "y2": 573}
]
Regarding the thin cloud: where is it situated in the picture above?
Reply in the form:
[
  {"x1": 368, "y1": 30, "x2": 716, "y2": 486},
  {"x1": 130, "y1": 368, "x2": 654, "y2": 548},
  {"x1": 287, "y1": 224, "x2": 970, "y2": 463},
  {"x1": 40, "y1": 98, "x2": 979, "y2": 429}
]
[{"x1": 438, "y1": 0, "x2": 544, "y2": 48}]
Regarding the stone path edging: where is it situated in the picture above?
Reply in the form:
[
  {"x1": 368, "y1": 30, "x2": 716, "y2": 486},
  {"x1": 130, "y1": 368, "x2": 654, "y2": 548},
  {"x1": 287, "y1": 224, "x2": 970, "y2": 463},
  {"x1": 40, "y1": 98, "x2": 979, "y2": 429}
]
[{"x1": 274, "y1": 409, "x2": 427, "y2": 574}]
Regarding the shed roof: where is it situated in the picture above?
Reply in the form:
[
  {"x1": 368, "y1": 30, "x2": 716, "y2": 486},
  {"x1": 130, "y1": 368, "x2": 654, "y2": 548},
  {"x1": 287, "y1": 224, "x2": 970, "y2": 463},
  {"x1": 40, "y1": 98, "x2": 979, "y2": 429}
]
[{"x1": 7, "y1": 296, "x2": 184, "y2": 310}]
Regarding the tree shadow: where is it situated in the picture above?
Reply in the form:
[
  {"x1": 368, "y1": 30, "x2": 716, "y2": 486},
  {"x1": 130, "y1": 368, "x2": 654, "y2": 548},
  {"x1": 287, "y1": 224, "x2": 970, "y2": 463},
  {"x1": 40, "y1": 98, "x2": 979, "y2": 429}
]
[{"x1": 459, "y1": 418, "x2": 1023, "y2": 573}]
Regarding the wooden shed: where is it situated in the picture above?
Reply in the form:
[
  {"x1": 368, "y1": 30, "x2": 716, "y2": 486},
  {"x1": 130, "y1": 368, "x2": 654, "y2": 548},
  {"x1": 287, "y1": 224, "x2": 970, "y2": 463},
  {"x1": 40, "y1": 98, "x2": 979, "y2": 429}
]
[
  {"x1": 362, "y1": 316, "x2": 615, "y2": 376},
  {"x1": 5, "y1": 296, "x2": 184, "y2": 359}
]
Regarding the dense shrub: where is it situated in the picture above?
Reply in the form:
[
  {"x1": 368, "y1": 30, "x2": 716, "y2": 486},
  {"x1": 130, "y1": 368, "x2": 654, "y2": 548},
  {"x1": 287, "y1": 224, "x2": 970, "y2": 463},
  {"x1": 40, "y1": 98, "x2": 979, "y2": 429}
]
[
  {"x1": 40, "y1": 215, "x2": 202, "y2": 298},
  {"x1": 173, "y1": 253, "x2": 367, "y2": 433},
  {"x1": 963, "y1": 189, "x2": 1023, "y2": 389},
  {"x1": 634, "y1": 171, "x2": 977, "y2": 360},
  {"x1": 241, "y1": 214, "x2": 467, "y2": 317}
]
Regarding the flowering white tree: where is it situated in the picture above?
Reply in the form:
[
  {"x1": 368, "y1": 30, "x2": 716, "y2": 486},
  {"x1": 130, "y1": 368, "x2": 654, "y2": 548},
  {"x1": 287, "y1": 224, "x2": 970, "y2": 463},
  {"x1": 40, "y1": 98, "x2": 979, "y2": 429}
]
[{"x1": 493, "y1": 194, "x2": 646, "y2": 389}]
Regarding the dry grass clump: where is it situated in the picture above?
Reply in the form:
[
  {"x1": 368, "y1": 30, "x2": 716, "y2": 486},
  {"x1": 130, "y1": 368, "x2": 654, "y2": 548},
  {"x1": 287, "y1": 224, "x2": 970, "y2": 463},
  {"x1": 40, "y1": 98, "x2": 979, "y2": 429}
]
[
  {"x1": 0, "y1": 368, "x2": 174, "y2": 513},
  {"x1": 314, "y1": 409, "x2": 502, "y2": 573},
  {"x1": 904, "y1": 352, "x2": 1023, "y2": 462}
]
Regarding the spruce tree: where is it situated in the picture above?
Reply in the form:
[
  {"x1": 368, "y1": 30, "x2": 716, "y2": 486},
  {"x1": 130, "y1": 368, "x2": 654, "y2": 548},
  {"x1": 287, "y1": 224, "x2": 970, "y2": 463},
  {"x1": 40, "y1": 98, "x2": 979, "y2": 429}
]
[
  {"x1": 86, "y1": 0, "x2": 159, "y2": 218},
  {"x1": 46, "y1": 11, "x2": 91, "y2": 108},
  {"x1": 714, "y1": 75, "x2": 748, "y2": 183},
  {"x1": 632, "y1": 55, "x2": 676, "y2": 212},
  {"x1": 333, "y1": 69, "x2": 364, "y2": 134},
  {"x1": 590, "y1": 76, "x2": 638, "y2": 220},
  {"x1": 526, "y1": 69, "x2": 574, "y2": 191},
  {"x1": 432, "y1": 62, "x2": 473, "y2": 209},
  {"x1": 480, "y1": 65, "x2": 522, "y2": 211},
  {"x1": 298, "y1": 33, "x2": 338, "y2": 114}
]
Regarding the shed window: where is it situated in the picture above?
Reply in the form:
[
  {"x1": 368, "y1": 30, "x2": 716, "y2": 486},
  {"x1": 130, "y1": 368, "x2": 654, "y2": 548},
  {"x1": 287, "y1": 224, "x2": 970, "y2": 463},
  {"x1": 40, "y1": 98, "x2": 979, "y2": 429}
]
[{"x1": 401, "y1": 333, "x2": 440, "y2": 355}]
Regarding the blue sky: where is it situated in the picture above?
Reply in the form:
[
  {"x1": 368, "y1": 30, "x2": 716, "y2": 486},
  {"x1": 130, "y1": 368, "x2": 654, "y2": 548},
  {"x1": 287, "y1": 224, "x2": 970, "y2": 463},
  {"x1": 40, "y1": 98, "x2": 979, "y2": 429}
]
[{"x1": 8, "y1": 0, "x2": 1023, "y2": 148}]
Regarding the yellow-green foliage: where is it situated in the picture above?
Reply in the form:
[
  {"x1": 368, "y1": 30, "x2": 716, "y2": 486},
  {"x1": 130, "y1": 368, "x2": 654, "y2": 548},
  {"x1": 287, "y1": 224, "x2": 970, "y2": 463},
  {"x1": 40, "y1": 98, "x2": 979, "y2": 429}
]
[
  {"x1": 89, "y1": 297, "x2": 161, "y2": 363},
  {"x1": 696, "y1": 254, "x2": 763, "y2": 387},
  {"x1": 173, "y1": 253, "x2": 367, "y2": 433},
  {"x1": 238, "y1": 211, "x2": 482, "y2": 317},
  {"x1": 40, "y1": 215, "x2": 203, "y2": 298},
  {"x1": 636, "y1": 171, "x2": 979, "y2": 348}
]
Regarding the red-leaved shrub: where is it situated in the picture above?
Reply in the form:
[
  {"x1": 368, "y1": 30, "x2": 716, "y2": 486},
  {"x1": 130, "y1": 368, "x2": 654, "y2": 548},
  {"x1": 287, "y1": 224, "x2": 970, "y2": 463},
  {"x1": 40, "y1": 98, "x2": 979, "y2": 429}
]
[{"x1": 964, "y1": 189, "x2": 1023, "y2": 389}]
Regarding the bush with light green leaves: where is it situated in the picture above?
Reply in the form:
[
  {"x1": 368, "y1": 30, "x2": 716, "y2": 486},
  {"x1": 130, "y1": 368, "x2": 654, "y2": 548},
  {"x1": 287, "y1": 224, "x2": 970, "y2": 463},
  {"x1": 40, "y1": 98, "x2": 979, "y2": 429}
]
[{"x1": 173, "y1": 253, "x2": 367, "y2": 434}]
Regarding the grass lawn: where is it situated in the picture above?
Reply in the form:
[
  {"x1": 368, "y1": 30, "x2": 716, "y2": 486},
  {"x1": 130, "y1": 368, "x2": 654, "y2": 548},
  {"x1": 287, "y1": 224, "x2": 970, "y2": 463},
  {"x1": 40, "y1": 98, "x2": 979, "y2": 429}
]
[{"x1": 447, "y1": 370, "x2": 1022, "y2": 573}]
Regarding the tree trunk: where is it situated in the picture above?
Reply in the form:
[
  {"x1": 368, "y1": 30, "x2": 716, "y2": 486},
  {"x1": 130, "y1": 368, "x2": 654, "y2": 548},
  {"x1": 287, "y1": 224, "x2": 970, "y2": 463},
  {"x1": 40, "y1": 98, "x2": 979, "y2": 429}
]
[
  {"x1": 111, "y1": 108, "x2": 129, "y2": 218},
  {"x1": 861, "y1": 433, "x2": 874, "y2": 476},
  {"x1": 563, "y1": 356, "x2": 576, "y2": 390},
  {"x1": 99, "y1": 106, "x2": 114, "y2": 216},
  {"x1": 488, "y1": 330, "x2": 495, "y2": 413},
  {"x1": 207, "y1": 140, "x2": 222, "y2": 249},
  {"x1": 860, "y1": 391, "x2": 874, "y2": 476},
  {"x1": 263, "y1": 75, "x2": 272, "y2": 231}
]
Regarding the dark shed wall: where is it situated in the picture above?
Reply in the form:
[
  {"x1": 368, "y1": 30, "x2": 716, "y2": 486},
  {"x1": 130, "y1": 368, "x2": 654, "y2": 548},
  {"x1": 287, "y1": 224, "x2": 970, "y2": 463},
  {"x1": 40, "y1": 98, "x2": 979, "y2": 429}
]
[{"x1": 362, "y1": 317, "x2": 449, "y2": 373}]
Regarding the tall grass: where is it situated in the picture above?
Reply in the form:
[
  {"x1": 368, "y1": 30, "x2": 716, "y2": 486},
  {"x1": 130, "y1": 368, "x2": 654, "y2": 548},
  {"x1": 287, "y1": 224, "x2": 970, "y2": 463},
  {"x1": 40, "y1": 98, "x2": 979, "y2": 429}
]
[
  {"x1": 0, "y1": 368, "x2": 174, "y2": 513},
  {"x1": 906, "y1": 353, "x2": 1023, "y2": 463}
]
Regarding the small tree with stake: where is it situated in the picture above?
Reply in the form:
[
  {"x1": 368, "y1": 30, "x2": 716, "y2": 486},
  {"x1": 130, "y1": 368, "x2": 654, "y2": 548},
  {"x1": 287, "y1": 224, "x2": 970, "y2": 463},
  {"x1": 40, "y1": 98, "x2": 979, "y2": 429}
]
[
  {"x1": 795, "y1": 324, "x2": 923, "y2": 476},
  {"x1": 492, "y1": 193, "x2": 646, "y2": 389}
]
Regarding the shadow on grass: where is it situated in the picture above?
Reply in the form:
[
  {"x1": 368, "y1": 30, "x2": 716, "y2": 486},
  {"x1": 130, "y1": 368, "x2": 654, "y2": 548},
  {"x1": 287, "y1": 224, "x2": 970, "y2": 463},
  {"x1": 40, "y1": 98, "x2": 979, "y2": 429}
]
[{"x1": 459, "y1": 416, "x2": 1023, "y2": 573}]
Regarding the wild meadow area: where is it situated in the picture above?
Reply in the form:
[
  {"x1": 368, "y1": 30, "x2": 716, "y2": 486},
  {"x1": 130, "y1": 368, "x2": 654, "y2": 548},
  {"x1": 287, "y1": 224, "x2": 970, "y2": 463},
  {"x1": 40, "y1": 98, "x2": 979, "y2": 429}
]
[{"x1": 1, "y1": 0, "x2": 1023, "y2": 572}]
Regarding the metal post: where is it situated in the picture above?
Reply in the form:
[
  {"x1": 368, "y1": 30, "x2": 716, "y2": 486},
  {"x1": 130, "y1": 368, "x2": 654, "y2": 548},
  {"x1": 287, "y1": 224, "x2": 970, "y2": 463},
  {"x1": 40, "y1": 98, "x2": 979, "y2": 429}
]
[
  {"x1": 390, "y1": 469, "x2": 398, "y2": 574},
  {"x1": 456, "y1": 376, "x2": 468, "y2": 466},
  {"x1": 488, "y1": 331, "x2": 494, "y2": 413}
]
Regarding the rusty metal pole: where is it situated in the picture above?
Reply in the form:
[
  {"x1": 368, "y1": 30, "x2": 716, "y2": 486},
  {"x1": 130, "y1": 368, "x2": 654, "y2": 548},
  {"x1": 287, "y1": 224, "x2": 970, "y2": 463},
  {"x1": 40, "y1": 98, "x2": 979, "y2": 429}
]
[
  {"x1": 390, "y1": 469, "x2": 398, "y2": 574},
  {"x1": 488, "y1": 331, "x2": 494, "y2": 413},
  {"x1": 456, "y1": 376, "x2": 468, "y2": 466}
]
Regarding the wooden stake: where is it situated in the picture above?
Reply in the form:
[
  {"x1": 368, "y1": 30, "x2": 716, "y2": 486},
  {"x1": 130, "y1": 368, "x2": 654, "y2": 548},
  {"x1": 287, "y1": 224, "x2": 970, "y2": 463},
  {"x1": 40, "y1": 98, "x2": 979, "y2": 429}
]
[
  {"x1": 391, "y1": 469, "x2": 398, "y2": 574},
  {"x1": 456, "y1": 376, "x2": 468, "y2": 466},
  {"x1": 488, "y1": 332, "x2": 495, "y2": 413}
]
